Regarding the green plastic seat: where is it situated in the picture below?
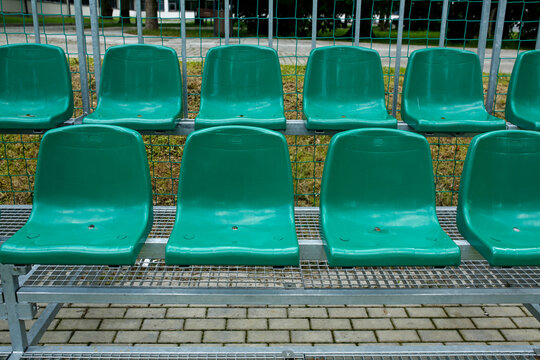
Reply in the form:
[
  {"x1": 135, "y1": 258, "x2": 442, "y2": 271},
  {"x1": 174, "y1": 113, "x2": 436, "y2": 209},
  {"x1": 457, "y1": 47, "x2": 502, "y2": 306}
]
[
  {"x1": 84, "y1": 44, "x2": 182, "y2": 130},
  {"x1": 166, "y1": 126, "x2": 298, "y2": 266},
  {"x1": 506, "y1": 50, "x2": 540, "y2": 130},
  {"x1": 0, "y1": 43, "x2": 73, "y2": 129},
  {"x1": 303, "y1": 46, "x2": 396, "y2": 130},
  {"x1": 195, "y1": 45, "x2": 286, "y2": 130},
  {"x1": 402, "y1": 48, "x2": 506, "y2": 133},
  {"x1": 0, "y1": 125, "x2": 153, "y2": 265},
  {"x1": 320, "y1": 128, "x2": 461, "y2": 267},
  {"x1": 457, "y1": 130, "x2": 540, "y2": 266}
]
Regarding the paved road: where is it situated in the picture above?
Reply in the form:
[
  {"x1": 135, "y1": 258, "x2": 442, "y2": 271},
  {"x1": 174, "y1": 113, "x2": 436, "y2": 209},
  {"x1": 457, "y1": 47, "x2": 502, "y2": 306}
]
[{"x1": 0, "y1": 25, "x2": 520, "y2": 72}]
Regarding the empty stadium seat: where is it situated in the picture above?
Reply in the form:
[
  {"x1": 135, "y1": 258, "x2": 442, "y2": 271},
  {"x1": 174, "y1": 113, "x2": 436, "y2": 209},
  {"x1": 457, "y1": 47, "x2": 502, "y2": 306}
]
[
  {"x1": 303, "y1": 46, "x2": 396, "y2": 130},
  {"x1": 166, "y1": 126, "x2": 299, "y2": 266},
  {"x1": 195, "y1": 45, "x2": 286, "y2": 130},
  {"x1": 0, "y1": 125, "x2": 153, "y2": 265},
  {"x1": 402, "y1": 48, "x2": 505, "y2": 132},
  {"x1": 320, "y1": 128, "x2": 461, "y2": 267},
  {"x1": 0, "y1": 43, "x2": 73, "y2": 129},
  {"x1": 506, "y1": 50, "x2": 540, "y2": 130},
  {"x1": 457, "y1": 130, "x2": 540, "y2": 266},
  {"x1": 84, "y1": 44, "x2": 182, "y2": 130}
]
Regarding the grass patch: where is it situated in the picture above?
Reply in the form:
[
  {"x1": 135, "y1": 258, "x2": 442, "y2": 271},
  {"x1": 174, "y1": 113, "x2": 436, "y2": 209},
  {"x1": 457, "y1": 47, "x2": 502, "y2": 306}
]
[{"x1": 0, "y1": 60, "x2": 511, "y2": 207}]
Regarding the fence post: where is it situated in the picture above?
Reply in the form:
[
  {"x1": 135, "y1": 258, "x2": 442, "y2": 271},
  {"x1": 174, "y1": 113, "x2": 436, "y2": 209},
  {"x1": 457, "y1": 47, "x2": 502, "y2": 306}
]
[
  {"x1": 89, "y1": 0, "x2": 101, "y2": 96},
  {"x1": 485, "y1": 0, "x2": 507, "y2": 114},
  {"x1": 311, "y1": 0, "x2": 317, "y2": 50},
  {"x1": 391, "y1": 0, "x2": 406, "y2": 117},
  {"x1": 477, "y1": 0, "x2": 491, "y2": 69},
  {"x1": 354, "y1": 0, "x2": 362, "y2": 46},
  {"x1": 180, "y1": 0, "x2": 188, "y2": 119},
  {"x1": 536, "y1": 18, "x2": 540, "y2": 50},
  {"x1": 224, "y1": 0, "x2": 230, "y2": 45},
  {"x1": 30, "y1": 0, "x2": 40, "y2": 44},
  {"x1": 439, "y1": 0, "x2": 449, "y2": 47},
  {"x1": 74, "y1": 0, "x2": 91, "y2": 116},
  {"x1": 268, "y1": 0, "x2": 273, "y2": 47},
  {"x1": 136, "y1": 0, "x2": 144, "y2": 44}
]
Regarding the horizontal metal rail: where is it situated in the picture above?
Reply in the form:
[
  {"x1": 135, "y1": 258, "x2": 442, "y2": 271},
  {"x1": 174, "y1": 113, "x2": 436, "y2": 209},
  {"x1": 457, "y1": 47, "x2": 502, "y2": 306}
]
[
  {"x1": 0, "y1": 120, "x2": 520, "y2": 137},
  {"x1": 15, "y1": 344, "x2": 540, "y2": 359}
]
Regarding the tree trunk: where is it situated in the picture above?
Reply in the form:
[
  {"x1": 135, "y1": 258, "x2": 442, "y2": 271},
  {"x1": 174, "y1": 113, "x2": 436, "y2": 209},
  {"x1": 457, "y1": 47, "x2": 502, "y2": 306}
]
[
  {"x1": 145, "y1": 0, "x2": 158, "y2": 30},
  {"x1": 101, "y1": 0, "x2": 113, "y2": 18},
  {"x1": 120, "y1": 0, "x2": 131, "y2": 25}
]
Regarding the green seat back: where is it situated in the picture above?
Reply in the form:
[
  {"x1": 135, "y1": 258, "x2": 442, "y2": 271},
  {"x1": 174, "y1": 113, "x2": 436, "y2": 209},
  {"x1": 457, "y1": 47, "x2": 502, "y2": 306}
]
[
  {"x1": 0, "y1": 125, "x2": 153, "y2": 265},
  {"x1": 506, "y1": 50, "x2": 540, "y2": 130},
  {"x1": 0, "y1": 43, "x2": 73, "y2": 129},
  {"x1": 402, "y1": 48, "x2": 505, "y2": 132},
  {"x1": 457, "y1": 130, "x2": 540, "y2": 266},
  {"x1": 84, "y1": 44, "x2": 182, "y2": 130},
  {"x1": 166, "y1": 126, "x2": 298, "y2": 266},
  {"x1": 320, "y1": 128, "x2": 460, "y2": 267},
  {"x1": 303, "y1": 46, "x2": 396, "y2": 130},
  {"x1": 195, "y1": 45, "x2": 286, "y2": 130}
]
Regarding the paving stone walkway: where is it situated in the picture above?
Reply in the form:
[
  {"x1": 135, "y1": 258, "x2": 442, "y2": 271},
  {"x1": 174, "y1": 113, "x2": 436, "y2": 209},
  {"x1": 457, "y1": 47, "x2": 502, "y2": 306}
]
[{"x1": 0, "y1": 304, "x2": 538, "y2": 347}]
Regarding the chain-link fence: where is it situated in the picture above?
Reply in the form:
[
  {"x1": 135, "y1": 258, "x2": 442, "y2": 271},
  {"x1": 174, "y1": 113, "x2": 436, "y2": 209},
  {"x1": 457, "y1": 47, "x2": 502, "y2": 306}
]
[{"x1": 0, "y1": 0, "x2": 539, "y2": 207}]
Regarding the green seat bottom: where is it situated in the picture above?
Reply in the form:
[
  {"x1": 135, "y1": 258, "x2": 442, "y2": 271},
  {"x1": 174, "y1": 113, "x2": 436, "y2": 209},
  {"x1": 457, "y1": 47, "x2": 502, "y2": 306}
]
[
  {"x1": 84, "y1": 106, "x2": 180, "y2": 130},
  {"x1": 0, "y1": 102, "x2": 71, "y2": 129},
  {"x1": 323, "y1": 219, "x2": 461, "y2": 267},
  {"x1": 166, "y1": 216, "x2": 299, "y2": 266},
  {"x1": 195, "y1": 115, "x2": 286, "y2": 130},
  {"x1": 464, "y1": 212, "x2": 540, "y2": 266},
  {"x1": 304, "y1": 111, "x2": 396, "y2": 130},
  {"x1": 0, "y1": 218, "x2": 147, "y2": 265},
  {"x1": 405, "y1": 109, "x2": 506, "y2": 133}
]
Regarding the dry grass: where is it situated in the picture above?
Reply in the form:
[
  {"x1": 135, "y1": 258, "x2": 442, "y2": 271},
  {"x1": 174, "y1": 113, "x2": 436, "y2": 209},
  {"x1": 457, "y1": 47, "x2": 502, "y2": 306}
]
[{"x1": 0, "y1": 60, "x2": 511, "y2": 207}]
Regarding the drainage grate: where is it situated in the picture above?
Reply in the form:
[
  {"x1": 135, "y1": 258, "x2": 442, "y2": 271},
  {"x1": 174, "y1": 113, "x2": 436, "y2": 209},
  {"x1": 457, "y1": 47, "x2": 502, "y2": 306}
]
[{"x1": 20, "y1": 352, "x2": 301, "y2": 360}]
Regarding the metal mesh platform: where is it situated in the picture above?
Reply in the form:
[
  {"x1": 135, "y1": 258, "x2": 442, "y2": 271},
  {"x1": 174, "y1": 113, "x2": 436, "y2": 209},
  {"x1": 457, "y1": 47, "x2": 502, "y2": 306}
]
[
  {"x1": 21, "y1": 260, "x2": 539, "y2": 289},
  {"x1": 0, "y1": 206, "x2": 464, "y2": 242}
]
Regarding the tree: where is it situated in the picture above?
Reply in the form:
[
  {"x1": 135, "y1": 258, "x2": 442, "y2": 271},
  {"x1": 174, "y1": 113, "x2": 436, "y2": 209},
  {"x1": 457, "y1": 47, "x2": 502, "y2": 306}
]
[
  {"x1": 120, "y1": 0, "x2": 131, "y2": 25},
  {"x1": 101, "y1": 0, "x2": 114, "y2": 18},
  {"x1": 145, "y1": 0, "x2": 158, "y2": 30}
]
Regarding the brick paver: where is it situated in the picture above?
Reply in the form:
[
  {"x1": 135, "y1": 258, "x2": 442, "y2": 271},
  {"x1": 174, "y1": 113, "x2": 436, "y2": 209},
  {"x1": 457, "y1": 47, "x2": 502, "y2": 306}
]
[{"x1": 0, "y1": 304, "x2": 537, "y2": 347}]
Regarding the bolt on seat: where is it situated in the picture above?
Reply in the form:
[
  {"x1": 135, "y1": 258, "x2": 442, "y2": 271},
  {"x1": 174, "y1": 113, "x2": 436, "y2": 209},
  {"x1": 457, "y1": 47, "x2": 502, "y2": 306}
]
[
  {"x1": 457, "y1": 130, "x2": 540, "y2": 266},
  {"x1": 166, "y1": 126, "x2": 299, "y2": 266},
  {"x1": 84, "y1": 44, "x2": 183, "y2": 130},
  {"x1": 402, "y1": 48, "x2": 506, "y2": 133},
  {"x1": 303, "y1": 46, "x2": 396, "y2": 130},
  {"x1": 506, "y1": 50, "x2": 540, "y2": 131},
  {"x1": 320, "y1": 128, "x2": 461, "y2": 267},
  {"x1": 0, "y1": 125, "x2": 153, "y2": 265},
  {"x1": 0, "y1": 43, "x2": 73, "y2": 130},
  {"x1": 195, "y1": 45, "x2": 286, "y2": 130}
]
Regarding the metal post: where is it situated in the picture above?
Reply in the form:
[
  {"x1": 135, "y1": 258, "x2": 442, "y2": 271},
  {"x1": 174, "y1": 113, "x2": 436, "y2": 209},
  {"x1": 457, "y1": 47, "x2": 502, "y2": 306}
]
[
  {"x1": 311, "y1": 0, "x2": 317, "y2": 50},
  {"x1": 439, "y1": 0, "x2": 449, "y2": 47},
  {"x1": 391, "y1": 0, "x2": 406, "y2": 117},
  {"x1": 536, "y1": 18, "x2": 540, "y2": 50},
  {"x1": 0, "y1": 265, "x2": 28, "y2": 352},
  {"x1": 224, "y1": 0, "x2": 230, "y2": 45},
  {"x1": 477, "y1": 0, "x2": 491, "y2": 68},
  {"x1": 353, "y1": 0, "x2": 362, "y2": 46},
  {"x1": 30, "y1": 0, "x2": 40, "y2": 44},
  {"x1": 485, "y1": 0, "x2": 507, "y2": 114},
  {"x1": 75, "y1": 0, "x2": 91, "y2": 116},
  {"x1": 136, "y1": 0, "x2": 144, "y2": 44},
  {"x1": 268, "y1": 0, "x2": 273, "y2": 48},
  {"x1": 180, "y1": 0, "x2": 188, "y2": 119},
  {"x1": 89, "y1": 0, "x2": 101, "y2": 96}
]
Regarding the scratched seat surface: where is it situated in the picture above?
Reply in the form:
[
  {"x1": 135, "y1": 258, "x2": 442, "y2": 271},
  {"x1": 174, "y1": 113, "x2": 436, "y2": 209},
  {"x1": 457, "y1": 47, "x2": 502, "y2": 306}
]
[
  {"x1": 0, "y1": 125, "x2": 153, "y2": 265},
  {"x1": 0, "y1": 43, "x2": 73, "y2": 129},
  {"x1": 84, "y1": 44, "x2": 182, "y2": 130},
  {"x1": 303, "y1": 46, "x2": 396, "y2": 130},
  {"x1": 166, "y1": 126, "x2": 299, "y2": 266},
  {"x1": 401, "y1": 48, "x2": 505, "y2": 133},
  {"x1": 457, "y1": 130, "x2": 540, "y2": 266},
  {"x1": 320, "y1": 128, "x2": 461, "y2": 267},
  {"x1": 195, "y1": 45, "x2": 286, "y2": 130}
]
